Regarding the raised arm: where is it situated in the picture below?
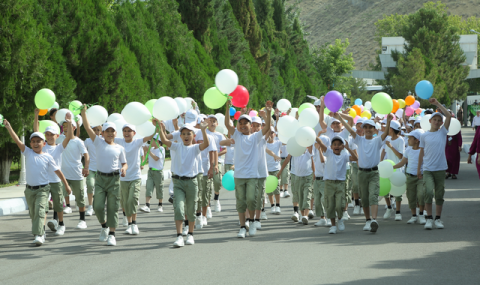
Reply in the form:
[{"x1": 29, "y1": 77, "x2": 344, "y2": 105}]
[
  {"x1": 3, "y1": 120, "x2": 25, "y2": 152},
  {"x1": 62, "y1": 112, "x2": 74, "y2": 149},
  {"x1": 381, "y1": 113, "x2": 393, "y2": 141},
  {"x1": 339, "y1": 110, "x2": 354, "y2": 127},
  {"x1": 199, "y1": 122, "x2": 210, "y2": 151},
  {"x1": 430, "y1": 98, "x2": 451, "y2": 130},
  {"x1": 80, "y1": 105, "x2": 97, "y2": 142},
  {"x1": 225, "y1": 100, "x2": 235, "y2": 136},
  {"x1": 261, "y1": 106, "x2": 272, "y2": 136},
  {"x1": 315, "y1": 136, "x2": 327, "y2": 153},
  {"x1": 318, "y1": 96, "x2": 327, "y2": 130},
  {"x1": 335, "y1": 113, "x2": 356, "y2": 139},
  {"x1": 158, "y1": 122, "x2": 172, "y2": 148}
]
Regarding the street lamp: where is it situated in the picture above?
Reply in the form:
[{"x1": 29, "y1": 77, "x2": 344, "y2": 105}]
[{"x1": 470, "y1": 29, "x2": 480, "y2": 35}]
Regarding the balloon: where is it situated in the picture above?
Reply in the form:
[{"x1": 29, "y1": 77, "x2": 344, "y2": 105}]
[
  {"x1": 234, "y1": 111, "x2": 241, "y2": 120},
  {"x1": 278, "y1": 133, "x2": 290, "y2": 144},
  {"x1": 411, "y1": 100, "x2": 420, "y2": 110},
  {"x1": 184, "y1": 97, "x2": 195, "y2": 110},
  {"x1": 287, "y1": 137, "x2": 306, "y2": 157},
  {"x1": 390, "y1": 183, "x2": 406, "y2": 197},
  {"x1": 299, "y1": 108, "x2": 319, "y2": 128},
  {"x1": 55, "y1": 108, "x2": 73, "y2": 124},
  {"x1": 391, "y1": 99, "x2": 399, "y2": 113},
  {"x1": 265, "y1": 175, "x2": 279, "y2": 194},
  {"x1": 277, "y1": 116, "x2": 300, "y2": 138},
  {"x1": 289, "y1": 108, "x2": 299, "y2": 117},
  {"x1": 230, "y1": 85, "x2": 249, "y2": 108},
  {"x1": 39, "y1": 120, "x2": 60, "y2": 134},
  {"x1": 405, "y1": 106, "x2": 414, "y2": 116},
  {"x1": 361, "y1": 110, "x2": 371, "y2": 119},
  {"x1": 447, "y1": 118, "x2": 461, "y2": 136},
  {"x1": 295, "y1": 126, "x2": 316, "y2": 147},
  {"x1": 122, "y1": 102, "x2": 151, "y2": 126},
  {"x1": 415, "y1": 108, "x2": 422, "y2": 115},
  {"x1": 39, "y1": 109, "x2": 48, "y2": 116},
  {"x1": 222, "y1": 170, "x2": 235, "y2": 191},
  {"x1": 390, "y1": 171, "x2": 406, "y2": 187},
  {"x1": 372, "y1": 92, "x2": 393, "y2": 115},
  {"x1": 174, "y1": 97, "x2": 188, "y2": 114},
  {"x1": 249, "y1": 110, "x2": 258, "y2": 117},
  {"x1": 204, "y1": 87, "x2": 227, "y2": 109},
  {"x1": 420, "y1": 110, "x2": 425, "y2": 116},
  {"x1": 107, "y1": 113, "x2": 124, "y2": 123},
  {"x1": 216, "y1": 114, "x2": 226, "y2": 127},
  {"x1": 352, "y1": 105, "x2": 362, "y2": 116},
  {"x1": 277, "y1": 99, "x2": 292, "y2": 112},
  {"x1": 354, "y1": 115, "x2": 360, "y2": 124},
  {"x1": 298, "y1": 103, "x2": 315, "y2": 115},
  {"x1": 48, "y1": 102, "x2": 59, "y2": 111},
  {"x1": 364, "y1": 101, "x2": 372, "y2": 110},
  {"x1": 34, "y1": 88, "x2": 56, "y2": 110},
  {"x1": 229, "y1": 107, "x2": 236, "y2": 116},
  {"x1": 398, "y1": 99, "x2": 406, "y2": 108},
  {"x1": 86, "y1": 105, "x2": 108, "y2": 127},
  {"x1": 113, "y1": 119, "x2": 127, "y2": 138},
  {"x1": 75, "y1": 115, "x2": 83, "y2": 128},
  {"x1": 68, "y1": 100, "x2": 83, "y2": 116},
  {"x1": 378, "y1": 160, "x2": 394, "y2": 178},
  {"x1": 405, "y1": 95, "x2": 415, "y2": 105},
  {"x1": 324, "y1": 108, "x2": 331, "y2": 115},
  {"x1": 360, "y1": 105, "x2": 364, "y2": 112},
  {"x1": 348, "y1": 108, "x2": 356, "y2": 118},
  {"x1": 153, "y1": 97, "x2": 179, "y2": 121},
  {"x1": 145, "y1": 99, "x2": 157, "y2": 115},
  {"x1": 215, "y1": 69, "x2": 238, "y2": 94},
  {"x1": 415, "y1": 80, "x2": 434, "y2": 100},
  {"x1": 354, "y1": 98, "x2": 362, "y2": 106},
  {"x1": 420, "y1": 114, "x2": 432, "y2": 131},
  {"x1": 395, "y1": 109, "x2": 404, "y2": 118},
  {"x1": 379, "y1": 178, "x2": 391, "y2": 196},
  {"x1": 136, "y1": 121, "x2": 156, "y2": 137},
  {"x1": 324, "y1": 91, "x2": 343, "y2": 113}
]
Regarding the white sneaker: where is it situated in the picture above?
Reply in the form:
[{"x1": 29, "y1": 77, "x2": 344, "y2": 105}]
[
  {"x1": 363, "y1": 220, "x2": 372, "y2": 231},
  {"x1": 125, "y1": 225, "x2": 133, "y2": 234},
  {"x1": 214, "y1": 200, "x2": 221, "y2": 212},
  {"x1": 337, "y1": 219, "x2": 345, "y2": 231},
  {"x1": 383, "y1": 208, "x2": 393, "y2": 219},
  {"x1": 63, "y1": 207, "x2": 72, "y2": 214},
  {"x1": 85, "y1": 205, "x2": 94, "y2": 216},
  {"x1": 253, "y1": 221, "x2": 261, "y2": 230},
  {"x1": 202, "y1": 216, "x2": 208, "y2": 227},
  {"x1": 245, "y1": 220, "x2": 250, "y2": 230},
  {"x1": 249, "y1": 223, "x2": 257, "y2": 236},
  {"x1": 55, "y1": 225, "x2": 65, "y2": 236},
  {"x1": 34, "y1": 235, "x2": 44, "y2": 246},
  {"x1": 237, "y1": 228, "x2": 246, "y2": 238},
  {"x1": 291, "y1": 212, "x2": 299, "y2": 222},
  {"x1": 47, "y1": 219, "x2": 58, "y2": 232},
  {"x1": 195, "y1": 216, "x2": 203, "y2": 229},
  {"x1": 434, "y1": 219, "x2": 444, "y2": 229},
  {"x1": 329, "y1": 226, "x2": 337, "y2": 234},
  {"x1": 416, "y1": 208, "x2": 420, "y2": 217},
  {"x1": 314, "y1": 219, "x2": 327, "y2": 226},
  {"x1": 122, "y1": 216, "x2": 128, "y2": 227},
  {"x1": 360, "y1": 208, "x2": 364, "y2": 214},
  {"x1": 343, "y1": 211, "x2": 350, "y2": 221},
  {"x1": 157, "y1": 206, "x2": 163, "y2": 212},
  {"x1": 370, "y1": 220, "x2": 378, "y2": 233},
  {"x1": 260, "y1": 211, "x2": 268, "y2": 220},
  {"x1": 348, "y1": 202, "x2": 354, "y2": 208},
  {"x1": 139, "y1": 205, "x2": 150, "y2": 213},
  {"x1": 185, "y1": 234, "x2": 195, "y2": 245},
  {"x1": 271, "y1": 206, "x2": 276, "y2": 214},
  {"x1": 182, "y1": 225, "x2": 189, "y2": 236},
  {"x1": 99, "y1": 228, "x2": 108, "y2": 241},
  {"x1": 418, "y1": 215, "x2": 427, "y2": 225},
  {"x1": 275, "y1": 206, "x2": 281, "y2": 215},
  {"x1": 407, "y1": 216, "x2": 418, "y2": 224},
  {"x1": 424, "y1": 219, "x2": 433, "y2": 230},
  {"x1": 107, "y1": 235, "x2": 116, "y2": 246},
  {"x1": 395, "y1": 213, "x2": 402, "y2": 221},
  {"x1": 206, "y1": 207, "x2": 212, "y2": 219},
  {"x1": 308, "y1": 210, "x2": 314, "y2": 219},
  {"x1": 132, "y1": 224, "x2": 139, "y2": 235},
  {"x1": 173, "y1": 236, "x2": 184, "y2": 247},
  {"x1": 284, "y1": 191, "x2": 291, "y2": 198},
  {"x1": 326, "y1": 219, "x2": 332, "y2": 227},
  {"x1": 353, "y1": 205, "x2": 360, "y2": 215},
  {"x1": 76, "y1": 220, "x2": 87, "y2": 229},
  {"x1": 423, "y1": 210, "x2": 427, "y2": 216},
  {"x1": 280, "y1": 191, "x2": 285, "y2": 198},
  {"x1": 302, "y1": 216, "x2": 309, "y2": 225}
]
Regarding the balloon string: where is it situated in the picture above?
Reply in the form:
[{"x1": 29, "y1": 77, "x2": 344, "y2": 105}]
[
  {"x1": 213, "y1": 84, "x2": 232, "y2": 100},
  {"x1": 67, "y1": 102, "x2": 99, "y2": 112}
]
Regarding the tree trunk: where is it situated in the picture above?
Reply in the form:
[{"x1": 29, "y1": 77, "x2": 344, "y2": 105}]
[{"x1": 0, "y1": 147, "x2": 13, "y2": 184}]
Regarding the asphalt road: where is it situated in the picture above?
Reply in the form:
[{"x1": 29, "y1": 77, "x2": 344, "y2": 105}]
[{"x1": 1, "y1": 129, "x2": 479, "y2": 285}]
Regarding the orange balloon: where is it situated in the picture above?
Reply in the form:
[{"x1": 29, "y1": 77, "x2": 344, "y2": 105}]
[
  {"x1": 39, "y1": 109, "x2": 48, "y2": 116},
  {"x1": 405, "y1": 95, "x2": 415, "y2": 105},
  {"x1": 391, "y1": 99, "x2": 399, "y2": 113},
  {"x1": 415, "y1": 108, "x2": 422, "y2": 115},
  {"x1": 352, "y1": 105, "x2": 362, "y2": 116}
]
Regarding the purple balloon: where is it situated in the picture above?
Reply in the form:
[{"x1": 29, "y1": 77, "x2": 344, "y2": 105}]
[
  {"x1": 412, "y1": 100, "x2": 420, "y2": 109},
  {"x1": 324, "y1": 90, "x2": 343, "y2": 113}
]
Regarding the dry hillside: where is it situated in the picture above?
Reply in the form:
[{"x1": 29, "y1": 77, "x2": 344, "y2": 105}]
[{"x1": 296, "y1": 0, "x2": 480, "y2": 69}]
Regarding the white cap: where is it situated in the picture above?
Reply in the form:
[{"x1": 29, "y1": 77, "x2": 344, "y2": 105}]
[
  {"x1": 238, "y1": 115, "x2": 252, "y2": 123},
  {"x1": 408, "y1": 129, "x2": 425, "y2": 140},
  {"x1": 30, "y1": 132, "x2": 45, "y2": 141},
  {"x1": 414, "y1": 120, "x2": 421, "y2": 125},
  {"x1": 197, "y1": 117, "x2": 204, "y2": 124},
  {"x1": 331, "y1": 135, "x2": 345, "y2": 145},
  {"x1": 122, "y1": 124, "x2": 136, "y2": 132},
  {"x1": 406, "y1": 123, "x2": 413, "y2": 128},
  {"x1": 408, "y1": 117, "x2": 416, "y2": 122},
  {"x1": 330, "y1": 118, "x2": 340, "y2": 125},
  {"x1": 179, "y1": 124, "x2": 196, "y2": 133},
  {"x1": 44, "y1": 126, "x2": 58, "y2": 135},
  {"x1": 381, "y1": 119, "x2": 387, "y2": 125},
  {"x1": 314, "y1": 99, "x2": 322, "y2": 106},
  {"x1": 252, "y1": 116, "x2": 262, "y2": 124},
  {"x1": 102, "y1": 122, "x2": 117, "y2": 132},
  {"x1": 430, "y1": 112, "x2": 443, "y2": 120},
  {"x1": 185, "y1": 109, "x2": 199, "y2": 125},
  {"x1": 390, "y1": 120, "x2": 401, "y2": 131},
  {"x1": 356, "y1": 117, "x2": 365, "y2": 125},
  {"x1": 362, "y1": 119, "x2": 376, "y2": 128},
  {"x1": 153, "y1": 134, "x2": 160, "y2": 141},
  {"x1": 207, "y1": 115, "x2": 217, "y2": 120},
  {"x1": 59, "y1": 120, "x2": 76, "y2": 128}
]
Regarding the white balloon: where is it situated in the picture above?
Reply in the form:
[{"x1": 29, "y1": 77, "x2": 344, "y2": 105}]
[
  {"x1": 107, "y1": 113, "x2": 124, "y2": 123},
  {"x1": 278, "y1": 133, "x2": 290, "y2": 144},
  {"x1": 75, "y1": 115, "x2": 83, "y2": 128},
  {"x1": 447, "y1": 118, "x2": 461, "y2": 136},
  {"x1": 277, "y1": 116, "x2": 296, "y2": 134},
  {"x1": 184, "y1": 97, "x2": 195, "y2": 110},
  {"x1": 420, "y1": 114, "x2": 432, "y2": 131},
  {"x1": 174, "y1": 97, "x2": 188, "y2": 114},
  {"x1": 49, "y1": 102, "x2": 59, "y2": 111},
  {"x1": 365, "y1": 101, "x2": 372, "y2": 110},
  {"x1": 215, "y1": 114, "x2": 226, "y2": 127},
  {"x1": 390, "y1": 183, "x2": 406, "y2": 197},
  {"x1": 298, "y1": 108, "x2": 320, "y2": 128},
  {"x1": 295, "y1": 126, "x2": 316, "y2": 147},
  {"x1": 113, "y1": 119, "x2": 127, "y2": 138},
  {"x1": 277, "y1": 99, "x2": 292, "y2": 112},
  {"x1": 55, "y1": 108, "x2": 73, "y2": 124},
  {"x1": 136, "y1": 121, "x2": 156, "y2": 137},
  {"x1": 86, "y1": 105, "x2": 108, "y2": 127},
  {"x1": 121, "y1": 102, "x2": 151, "y2": 126},
  {"x1": 378, "y1": 160, "x2": 394, "y2": 178},
  {"x1": 286, "y1": 137, "x2": 306, "y2": 157},
  {"x1": 216, "y1": 125, "x2": 225, "y2": 134},
  {"x1": 215, "y1": 69, "x2": 238, "y2": 94},
  {"x1": 390, "y1": 171, "x2": 406, "y2": 187},
  {"x1": 153, "y1": 97, "x2": 179, "y2": 121},
  {"x1": 289, "y1": 108, "x2": 298, "y2": 117}
]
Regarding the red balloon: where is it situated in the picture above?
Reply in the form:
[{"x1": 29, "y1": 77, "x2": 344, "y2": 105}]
[
  {"x1": 234, "y1": 111, "x2": 241, "y2": 120},
  {"x1": 230, "y1": 85, "x2": 249, "y2": 108}
]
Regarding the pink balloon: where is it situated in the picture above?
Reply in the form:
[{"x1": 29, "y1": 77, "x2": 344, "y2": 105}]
[
  {"x1": 405, "y1": 106, "x2": 414, "y2": 116},
  {"x1": 354, "y1": 115, "x2": 360, "y2": 124},
  {"x1": 360, "y1": 105, "x2": 364, "y2": 112},
  {"x1": 249, "y1": 110, "x2": 257, "y2": 117},
  {"x1": 411, "y1": 100, "x2": 420, "y2": 109}
]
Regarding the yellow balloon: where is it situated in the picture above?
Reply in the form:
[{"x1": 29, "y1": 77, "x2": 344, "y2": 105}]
[
  {"x1": 361, "y1": 110, "x2": 372, "y2": 119},
  {"x1": 398, "y1": 99, "x2": 406, "y2": 109},
  {"x1": 348, "y1": 108, "x2": 357, "y2": 118}
]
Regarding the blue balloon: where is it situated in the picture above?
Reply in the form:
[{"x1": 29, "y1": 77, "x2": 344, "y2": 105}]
[
  {"x1": 415, "y1": 80, "x2": 434, "y2": 100},
  {"x1": 420, "y1": 110, "x2": 425, "y2": 116},
  {"x1": 354, "y1": 98, "x2": 362, "y2": 106},
  {"x1": 229, "y1": 107, "x2": 236, "y2": 116},
  {"x1": 222, "y1": 170, "x2": 235, "y2": 191}
]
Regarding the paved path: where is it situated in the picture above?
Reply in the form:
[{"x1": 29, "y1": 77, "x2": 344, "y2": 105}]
[{"x1": 0, "y1": 129, "x2": 479, "y2": 285}]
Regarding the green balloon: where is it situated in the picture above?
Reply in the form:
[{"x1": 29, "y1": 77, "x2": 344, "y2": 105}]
[
  {"x1": 371, "y1": 92, "x2": 393, "y2": 115},
  {"x1": 203, "y1": 87, "x2": 227, "y2": 109},
  {"x1": 69, "y1": 100, "x2": 83, "y2": 116},
  {"x1": 298, "y1": 103, "x2": 315, "y2": 115},
  {"x1": 145, "y1": 99, "x2": 157, "y2": 115},
  {"x1": 379, "y1": 177, "x2": 391, "y2": 196},
  {"x1": 39, "y1": 120, "x2": 60, "y2": 134},
  {"x1": 324, "y1": 107, "x2": 331, "y2": 115},
  {"x1": 35, "y1": 89, "x2": 56, "y2": 110},
  {"x1": 265, "y1": 175, "x2": 279, "y2": 194}
]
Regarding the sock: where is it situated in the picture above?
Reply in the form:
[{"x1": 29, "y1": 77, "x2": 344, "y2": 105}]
[
  {"x1": 271, "y1": 204, "x2": 275, "y2": 207},
  {"x1": 158, "y1": 203, "x2": 162, "y2": 206},
  {"x1": 123, "y1": 211, "x2": 126, "y2": 216},
  {"x1": 255, "y1": 219, "x2": 260, "y2": 222},
  {"x1": 293, "y1": 206, "x2": 299, "y2": 213},
  {"x1": 187, "y1": 232, "x2": 193, "y2": 236},
  {"x1": 66, "y1": 204, "x2": 70, "y2": 207},
  {"x1": 412, "y1": 214, "x2": 417, "y2": 217},
  {"x1": 53, "y1": 211, "x2": 58, "y2": 220},
  {"x1": 214, "y1": 194, "x2": 219, "y2": 200},
  {"x1": 43, "y1": 225, "x2": 45, "y2": 232},
  {"x1": 177, "y1": 233, "x2": 182, "y2": 237},
  {"x1": 128, "y1": 222, "x2": 132, "y2": 226},
  {"x1": 249, "y1": 219, "x2": 254, "y2": 223},
  {"x1": 261, "y1": 208, "x2": 265, "y2": 212},
  {"x1": 435, "y1": 216, "x2": 441, "y2": 220},
  {"x1": 280, "y1": 189, "x2": 284, "y2": 192},
  {"x1": 132, "y1": 220, "x2": 136, "y2": 224},
  {"x1": 387, "y1": 206, "x2": 392, "y2": 209},
  {"x1": 80, "y1": 211, "x2": 85, "y2": 221},
  {"x1": 241, "y1": 226, "x2": 246, "y2": 229},
  {"x1": 426, "y1": 215, "x2": 433, "y2": 219},
  {"x1": 396, "y1": 211, "x2": 400, "y2": 214},
  {"x1": 59, "y1": 221, "x2": 64, "y2": 226},
  {"x1": 108, "y1": 231, "x2": 115, "y2": 236},
  {"x1": 276, "y1": 203, "x2": 280, "y2": 207},
  {"x1": 196, "y1": 212, "x2": 201, "y2": 217},
  {"x1": 366, "y1": 219, "x2": 372, "y2": 221},
  {"x1": 101, "y1": 223, "x2": 107, "y2": 228},
  {"x1": 355, "y1": 199, "x2": 360, "y2": 206},
  {"x1": 146, "y1": 203, "x2": 150, "y2": 208},
  {"x1": 184, "y1": 220, "x2": 188, "y2": 227}
]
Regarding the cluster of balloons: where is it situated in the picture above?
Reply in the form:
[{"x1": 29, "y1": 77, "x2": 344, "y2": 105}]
[
  {"x1": 378, "y1": 160, "x2": 406, "y2": 197},
  {"x1": 34, "y1": 88, "x2": 59, "y2": 117},
  {"x1": 203, "y1": 69, "x2": 250, "y2": 110}
]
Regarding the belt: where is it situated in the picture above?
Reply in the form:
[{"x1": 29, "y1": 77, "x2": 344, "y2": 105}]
[
  {"x1": 281, "y1": 157, "x2": 287, "y2": 159},
  {"x1": 27, "y1": 184, "x2": 48, "y2": 190},
  {"x1": 315, "y1": 177, "x2": 323, "y2": 180},
  {"x1": 98, "y1": 170, "x2": 120, "y2": 177},
  {"x1": 406, "y1": 173, "x2": 416, "y2": 177},
  {"x1": 325, "y1": 180, "x2": 345, "y2": 183},
  {"x1": 149, "y1": 168, "x2": 162, "y2": 171},
  {"x1": 172, "y1": 175, "x2": 196, "y2": 180},
  {"x1": 359, "y1": 167, "x2": 378, "y2": 172}
]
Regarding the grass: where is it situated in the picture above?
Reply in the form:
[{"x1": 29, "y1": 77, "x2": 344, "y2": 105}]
[{"x1": 0, "y1": 161, "x2": 20, "y2": 188}]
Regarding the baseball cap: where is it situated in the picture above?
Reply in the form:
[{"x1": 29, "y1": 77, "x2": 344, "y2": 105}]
[
  {"x1": 362, "y1": 119, "x2": 376, "y2": 128},
  {"x1": 44, "y1": 126, "x2": 58, "y2": 135},
  {"x1": 207, "y1": 115, "x2": 217, "y2": 120},
  {"x1": 408, "y1": 129, "x2": 424, "y2": 140},
  {"x1": 252, "y1": 116, "x2": 262, "y2": 124},
  {"x1": 406, "y1": 123, "x2": 413, "y2": 128},
  {"x1": 408, "y1": 117, "x2": 416, "y2": 122},
  {"x1": 238, "y1": 115, "x2": 252, "y2": 123},
  {"x1": 414, "y1": 119, "x2": 421, "y2": 125},
  {"x1": 185, "y1": 109, "x2": 199, "y2": 125},
  {"x1": 179, "y1": 124, "x2": 196, "y2": 133},
  {"x1": 102, "y1": 122, "x2": 117, "y2": 132},
  {"x1": 331, "y1": 135, "x2": 345, "y2": 145},
  {"x1": 381, "y1": 119, "x2": 387, "y2": 125},
  {"x1": 390, "y1": 120, "x2": 401, "y2": 131},
  {"x1": 30, "y1": 132, "x2": 45, "y2": 141},
  {"x1": 197, "y1": 116, "x2": 204, "y2": 124},
  {"x1": 430, "y1": 112, "x2": 443, "y2": 120},
  {"x1": 314, "y1": 99, "x2": 322, "y2": 106},
  {"x1": 330, "y1": 118, "x2": 340, "y2": 125},
  {"x1": 59, "y1": 120, "x2": 76, "y2": 128},
  {"x1": 356, "y1": 117, "x2": 365, "y2": 125},
  {"x1": 122, "y1": 124, "x2": 136, "y2": 132}
]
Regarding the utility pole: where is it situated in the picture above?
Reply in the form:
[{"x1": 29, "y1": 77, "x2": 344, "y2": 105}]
[{"x1": 18, "y1": 128, "x2": 26, "y2": 185}]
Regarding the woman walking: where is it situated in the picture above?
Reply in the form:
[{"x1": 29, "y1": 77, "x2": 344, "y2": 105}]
[
  {"x1": 468, "y1": 127, "x2": 480, "y2": 179},
  {"x1": 445, "y1": 130, "x2": 462, "y2": 179}
]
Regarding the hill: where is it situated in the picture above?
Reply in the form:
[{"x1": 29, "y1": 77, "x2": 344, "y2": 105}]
[{"x1": 295, "y1": 0, "x2": 480, "y2": 69}]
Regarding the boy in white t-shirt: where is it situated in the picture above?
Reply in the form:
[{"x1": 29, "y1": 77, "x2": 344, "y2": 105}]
[
  {"x1": 265, "y1": 128, "x2": 283, "y2": 214},
  {"x1": 140, "y1": 134, "x2": 165, "y2": 213},
  {"x1": 312, "y1": 135, "x2": 330, "y2": 226},
  {"x1": 84, "y1": 125, "x2": 102, "y2": 216},
  {"x1": 206, "y1": 115, "x2": 226, "y2": 213},
  {"x1": 418, "y1": 99, "x2": 451, "y2": 230},
  {"x1": 351, "y1": 120, "x2": 365, "y2": 215},
  {"x1": 4, "y1": 120, "x2": 72, "y2": 246},
  {"x1": 252, "y1": 115, "x2": 269, "y2": 227}
]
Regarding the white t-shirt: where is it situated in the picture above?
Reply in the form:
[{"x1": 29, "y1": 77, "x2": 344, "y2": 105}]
[
  {"x1": 419, "y1": 126, "x2": 448, "y2": 171},
  {"x1": 385, "y1": 136, "x2": 405, "y2": 167},
  {"x1": 280, "y1": 144, "x2": 288, "y2": 158},
  {"x1": 169, "y1": 143, "x2": 201, "y2": 177},
  {"x1": 84, "y1": 138, "x2": 97, "y2": 171},
  {"x1": 266, "y1": 140, "x2": 282, "y2": 172},
  {"x1": 224, "y1": 145, "x2": 235, "y2": 165},
  {"x1": 405, "y1": 147, "x2": 422, "y2": 175},
  {"x1": 115, "y1": 138, "x2": 144, "y2": 181},
  {"x1": 207, "y1": 129, "x2": 224, "y2": 163},
  {"x1": 257, "y1": 136, "x2": 268, "y2": 178},
  {"x1": 314, "y1": 122, "x2": 323, "y2": 136},
  {"x1": 163, "y1": 120, "x2": 176, "y2": 133},
  {"x1": 148, "y1": 147, "x2": 165, "y2": 170},
  {"x1": 172, "y1": 128, "x2": 202, "y2": 173},
  {"x1": 312, "y1": 136, "x2": 330, "y2": 177},
  {"x1": 232, "y1": 130, "x2": 263, "y2": 178},
  {"x1": 43, "y1": 144, "x2": 65, "y2": 183},
  {"x1": 94, "y1": 137, "x2": 127, "y2": 173},
  {"x1": 292, "y1": 150, "x2": 313, "y2": 177},
  {"x1": 353, "y1": 135, "x2": 384, "y2": 169},
  {"x1": 23, "y1": 147, "x2": 59, "y2": 186},
  {"x1": 326, "y1": 127, "x2": 350, "y2": 141},
  {"x1": 323, "y1": 148, "x2": 350, "y2": 181},
  {"x1": 61, "y1": 138, "x2": 87, "y2": 181},
  {"x1": 201, "y1": 134, "x2": 217, "y2": 176}
]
